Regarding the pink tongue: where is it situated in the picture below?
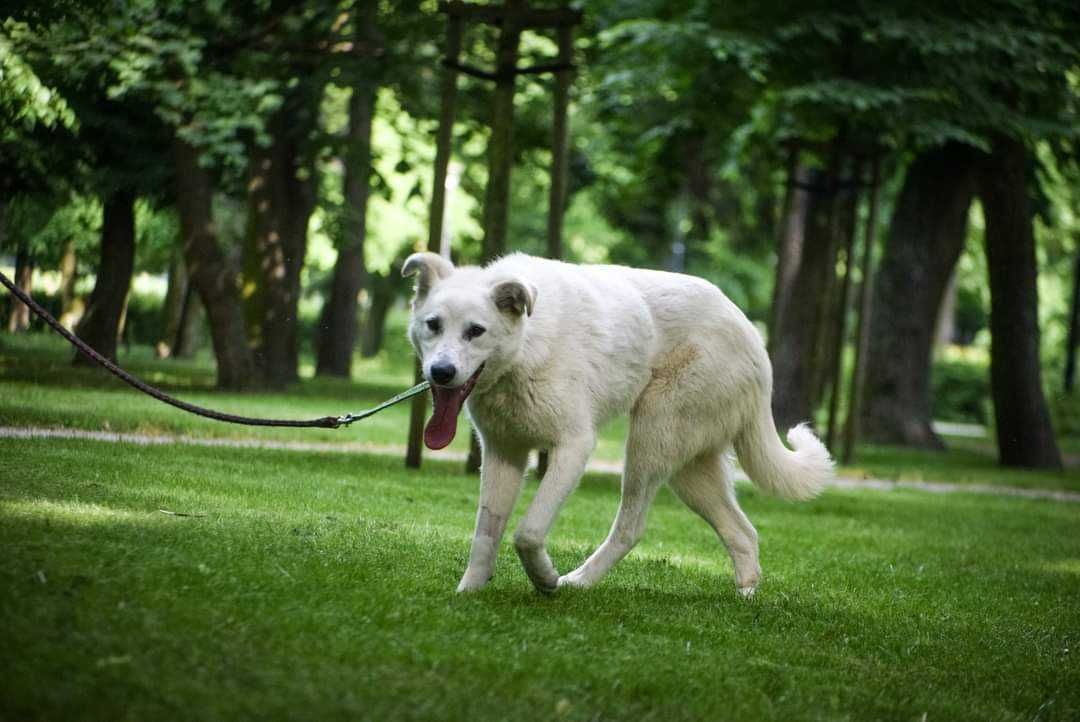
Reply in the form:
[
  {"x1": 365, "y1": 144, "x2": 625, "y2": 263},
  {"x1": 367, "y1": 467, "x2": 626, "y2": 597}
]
[{"x1": 425, "y1": 385, "x2": 468, "y2": 450}]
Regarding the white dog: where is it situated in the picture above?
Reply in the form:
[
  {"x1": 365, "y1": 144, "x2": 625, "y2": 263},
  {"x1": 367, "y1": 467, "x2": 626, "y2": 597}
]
[{"x1": 403, "y1": 252, "x2": 833, "y2": 596}]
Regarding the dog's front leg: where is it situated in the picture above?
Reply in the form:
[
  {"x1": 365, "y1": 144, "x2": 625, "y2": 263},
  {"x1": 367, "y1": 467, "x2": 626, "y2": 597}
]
[
  {"x1": 513, "y1": 434, "x2": 595, "y2": 593},
  {"x1": 457, "y1": 444, "x2": 528, "y2": 593}
]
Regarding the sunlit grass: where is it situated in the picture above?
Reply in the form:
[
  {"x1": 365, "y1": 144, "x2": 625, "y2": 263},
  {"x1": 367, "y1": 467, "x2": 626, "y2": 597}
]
[{"x1": 1, "y1": 436, "x2": 1078, "y2": 720}]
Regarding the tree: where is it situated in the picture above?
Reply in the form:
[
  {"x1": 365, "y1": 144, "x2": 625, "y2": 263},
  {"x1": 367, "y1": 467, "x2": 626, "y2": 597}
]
[
  {"x1": 73, "y1": 191, "x2": 136, "y2": 362},
  {"x1": 979, "y1": 136, "x2": 1063, "y2": 469},
  {"x1": 861, "y1": 142, "x2": 980, "y2": 448},
  {"x1": 174, "y1": 138, "x2": 257, "y2": 389},
  {"x1": 316, "y1": 2, "x2": 381, "y2": 378}
]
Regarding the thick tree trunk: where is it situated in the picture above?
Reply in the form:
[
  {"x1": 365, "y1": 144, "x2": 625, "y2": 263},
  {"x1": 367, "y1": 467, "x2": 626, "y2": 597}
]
[
  {"x1": 861, "y1": 142, "x2": 979, "y2": 448},
  {"x1": 173, "y1": 138, "x2": 257, "y2": 390},
  {"x1": 74, "y1": 191, "x2": 135, "y2": 364},
  {"x1": 771, "y1": 167, "x2": 839, "y2": 430},
  {"x1": 247, "y1": 113, "x2": 317, "y2": 389},
  {"x1": 979, "y1": 137, "x2": 1062, "y2": 470},
  {"x1": 317, "y1": 80, "x2": 377, "y2": 377},
  {"x1": 7, "y1": 245, "x2": 33, "y2": 333}
]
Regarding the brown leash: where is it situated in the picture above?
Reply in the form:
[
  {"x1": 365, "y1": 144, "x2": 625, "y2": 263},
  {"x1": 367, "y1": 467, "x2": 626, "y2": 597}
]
[{"x1": 0, "y1": 269, "x2": 428, "y2": 429}]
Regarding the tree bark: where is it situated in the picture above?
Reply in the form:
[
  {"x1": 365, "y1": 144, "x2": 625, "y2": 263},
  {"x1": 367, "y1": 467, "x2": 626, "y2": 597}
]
[
  {"x1": 861, "y1": 142, "x2": 979, "y2": 448},
  {"x1": 979, "y1": 137, "x2": 1062, "y2": 469},
  {"x1": 173, "y1": 137, "x2": 257, "y2": 390},
  {"x1": 247, "y1": 112, "x2": 318, "y2": 389},
  {"x1": 317, "y1": 79, "x2": 377, "y2": 377},
  {"x1": 73, "y1": 191, "x2": 135, "y2": 364},
  {"x1": 769, "y1": 158, "x2": 810, "y2": 357},
  {"x1": 771, "y1": 166, "x2": 839, "y2": 430}
]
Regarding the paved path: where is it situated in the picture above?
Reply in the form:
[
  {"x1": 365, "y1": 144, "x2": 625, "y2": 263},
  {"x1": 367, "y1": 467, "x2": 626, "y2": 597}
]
[{"x1": 3, "y1": 425, "x2": 1079, "y2": 504}]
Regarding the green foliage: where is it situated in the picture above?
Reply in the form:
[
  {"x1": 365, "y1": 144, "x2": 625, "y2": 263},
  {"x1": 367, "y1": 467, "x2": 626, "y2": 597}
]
[
  {"x1": 931, "y1": 349, "x2": 992, "y2": 426},
  {"x1": 0, "y1": 22, "x2": 76, "y2": 134}
]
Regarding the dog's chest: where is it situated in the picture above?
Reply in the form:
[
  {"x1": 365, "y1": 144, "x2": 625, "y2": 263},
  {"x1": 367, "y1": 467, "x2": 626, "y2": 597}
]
[{"x1": 466, "y1": 372, "x2": 564, "y2": 448}]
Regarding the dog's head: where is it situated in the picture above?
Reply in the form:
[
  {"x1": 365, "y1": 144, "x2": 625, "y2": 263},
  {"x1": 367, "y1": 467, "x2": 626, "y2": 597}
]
[{"x1": 402, "y1": 252, "x2": 536, "y2": 450}]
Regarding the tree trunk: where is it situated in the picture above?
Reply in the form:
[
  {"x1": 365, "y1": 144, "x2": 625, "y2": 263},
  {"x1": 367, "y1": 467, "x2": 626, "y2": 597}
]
[
  {"x1": 172, "y1": 283, "x2": 202, "y2": 358},
  {"x1": 74, "y1": 191, "x2": 135, "y2": 364},
  {"x1": 173, "y1": 137, "x2": 257, "y2": 390},
  {"x1": 317, "y1": 80, "x2": 377, "y2": 377},
  {"x1": 546, "y1": 24, "x2": 573, "y2": 261},
  {"x1": 979, "y1": 137, "x2": 1062, "y2": 470},
  {"x1": 359, "y1": 278, "x2": 395, "y2": 358},
  {"x1": 406, "y1": 15, "x2": 462, "y2": 470},
  {"x1": 825, "y1": 159, "x2": 864, "y2": 452},
  {"x1": 157, "y1": 248, "x2": 188, "y2": 358},
  {"x1": 769, "y1": 159, "x2": 811, "y2": 357},
  {"x1": 480, "y1": 0, "x2": 523, "y2": 261},
  {"x1": 57, "y1": 237, "x2": 82, "y2": 329},
  {"x1": 771, "y1": 166, "x2": 839, "y2": 430},
  {"x1": 861, "y1": 142, "x2": 979, "y2": 448},
  {"x1": 247, "y1": 113, "x2": 317, "y2": 389},
  {"x1": 6, "y1": 244, "x2": 34, "y2": 333}
]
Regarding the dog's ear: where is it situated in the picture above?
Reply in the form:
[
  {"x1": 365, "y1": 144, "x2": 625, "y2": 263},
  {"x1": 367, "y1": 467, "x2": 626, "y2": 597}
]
[
  {"x1": 402, "y1": 252, "x2": 454, "y2": 300},
  {"x1": 491, "y1": 278, "x2": 537, "y2": 317}
]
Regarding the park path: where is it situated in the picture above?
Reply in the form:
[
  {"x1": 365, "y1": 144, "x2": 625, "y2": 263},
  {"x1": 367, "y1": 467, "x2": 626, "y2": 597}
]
[{"x1": 3, "y1": 425, "x2": 1080, "y2": 504}]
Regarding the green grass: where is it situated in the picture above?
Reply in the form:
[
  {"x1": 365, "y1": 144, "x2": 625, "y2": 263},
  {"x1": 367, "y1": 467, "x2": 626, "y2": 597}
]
[
  {"x1": 2, "y1": 437, "x2": 1078, "y2": 721},
  {"x1": 3, "y1": 331, "x2": 1080, "y2": 719}
]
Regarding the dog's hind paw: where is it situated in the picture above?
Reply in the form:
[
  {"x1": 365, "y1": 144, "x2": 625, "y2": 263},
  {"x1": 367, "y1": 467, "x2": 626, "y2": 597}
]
[
  {"x1": 737, "y1": 585, "x2": 757, "y2": 599},
  {"x1": 556, "y1": 570, "x2": 591, "y2": 590}
]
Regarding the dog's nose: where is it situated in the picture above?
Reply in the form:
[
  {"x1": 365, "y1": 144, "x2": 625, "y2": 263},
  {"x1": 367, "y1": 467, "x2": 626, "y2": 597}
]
[{"x1": 430, "y1": 362, "x2": 456, "y2": 385}]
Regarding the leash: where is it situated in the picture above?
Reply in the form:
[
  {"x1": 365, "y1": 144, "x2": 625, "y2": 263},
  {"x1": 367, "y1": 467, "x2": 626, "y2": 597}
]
[{"x1": 0, "y1": 269, "x2": 429, "y2": 429}]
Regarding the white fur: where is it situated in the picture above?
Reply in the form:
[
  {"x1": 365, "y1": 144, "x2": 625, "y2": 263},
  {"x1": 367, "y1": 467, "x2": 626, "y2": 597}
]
[{"x1": 405, "y1": 253, "x2": 834, "y2": 595}]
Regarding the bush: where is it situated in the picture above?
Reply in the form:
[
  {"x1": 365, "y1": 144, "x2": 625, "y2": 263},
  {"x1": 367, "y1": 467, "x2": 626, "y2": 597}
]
[
  {"x1": 930, "y1": 349, "x2": 991, "y2": 425},
  {"x1": 1050, "y1": 393, "x2": 1080, "y2": 438}
]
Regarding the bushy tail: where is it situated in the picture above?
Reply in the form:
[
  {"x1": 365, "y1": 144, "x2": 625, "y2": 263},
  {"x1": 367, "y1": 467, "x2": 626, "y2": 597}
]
[{"x1": 733, "y1": 402, "x2": 834, "y2": 501}]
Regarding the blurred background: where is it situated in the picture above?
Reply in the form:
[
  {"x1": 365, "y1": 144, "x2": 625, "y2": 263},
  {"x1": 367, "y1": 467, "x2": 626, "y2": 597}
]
[{"x1": 1, "y1": 0, "x2": 1078, "y2": 473}]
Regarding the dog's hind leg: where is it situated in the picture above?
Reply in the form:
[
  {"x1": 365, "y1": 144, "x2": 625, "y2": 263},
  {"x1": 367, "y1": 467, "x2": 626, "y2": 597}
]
[
  {"x1": 557, "y1": 432, "x2": 671, "y2": 590},
  {"x1": 669, "y1": 449, "x2": 760, "y2": 596}
]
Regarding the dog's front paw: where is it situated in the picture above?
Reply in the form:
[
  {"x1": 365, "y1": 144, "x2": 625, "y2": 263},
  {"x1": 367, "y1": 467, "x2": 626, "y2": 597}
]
[
  {"x1": 456, "y1": 569, "x2": 492, "y2": 593},
  {"x1": 736, "y1": 584, "x2": 757, "y2": 599}
]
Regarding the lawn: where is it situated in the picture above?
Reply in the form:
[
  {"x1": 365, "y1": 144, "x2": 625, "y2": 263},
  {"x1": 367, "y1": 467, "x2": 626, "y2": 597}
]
[
  {"x1": 3, "y1": 332, "x2": 1080, "y2": 719},
  {"x1": 2, "y1": 435, "x2": 1078, "y2": 721}
]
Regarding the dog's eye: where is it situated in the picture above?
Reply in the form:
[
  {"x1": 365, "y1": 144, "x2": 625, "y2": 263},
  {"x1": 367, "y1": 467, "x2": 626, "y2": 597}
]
[
  {"x1": 426, "y1": 317, "x2": 442, "y2": 334},
  {"x1": 464, "y1": 324, "x2": 486, "y2": 340}
]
